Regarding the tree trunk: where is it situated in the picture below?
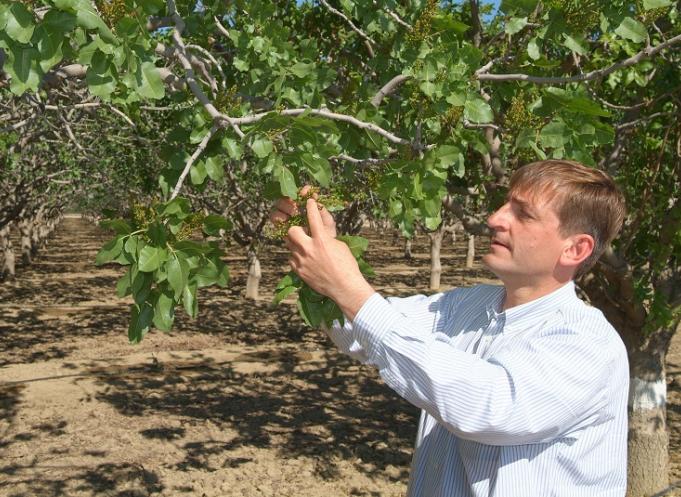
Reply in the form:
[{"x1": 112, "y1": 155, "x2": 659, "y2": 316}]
[
  {"x1": 429, "y1": 229, "x2": 443, "y2": 291},
  {"x1": 466, "y1": 234, "x2": 475, "y2": 268},
  {"x1": 627, "y1": 348, "x2": 669, "y2": 497},
  {"x1": 245, "y1": 249, "x2": 261, "y2": 300},
  {"x1": 0, "y1": 224, "x2": 15, "y2": 280},
  {"x1": 404, "y1": 238, "x2": 413, "y2": 260},
  {"x1": 19, "y1": 219, "x2": 31, "y2": 265}
]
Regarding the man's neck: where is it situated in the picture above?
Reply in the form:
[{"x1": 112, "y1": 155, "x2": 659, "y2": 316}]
[{"x1": 502, "y1": 279, "x2": 570, "y2": 310}]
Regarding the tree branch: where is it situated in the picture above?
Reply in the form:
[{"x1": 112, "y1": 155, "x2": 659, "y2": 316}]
[
  {"x1": 167, "y1": 0, "x2": 244, "y2": 139},
  {"x1": 319, "y1": 0, "x2": 375, "y2": 57},
  {"x1": 477, "y1": 33, "x2": 681, "y2": 84},
  {"x1": 170, "y1": 125, "x2": 219, "y2": 200},
  {"x1": 371, "y1": 74, "x2": 411, "y2": 107}
]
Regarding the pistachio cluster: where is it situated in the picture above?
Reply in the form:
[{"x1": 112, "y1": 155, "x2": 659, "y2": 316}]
[
  {"x1": 503, "y1": 92, "x2": 541, "y2": 134},
  {"x1": 95, "y1": 0, "x2": 127, "y2": 29},
  {"x1": 544, "y1": 0, "x2": 599, "y2": 33},
  {"x1": 265, "y1": 188, "x2": 347, "y2": 240},
  {"x1": 176, "y1": 213, "x2": 206, "y2": 241},
  {"x1": 440, "y1": 105, "x2": 464, "y2": 135},
  {"x1": 407, "y1": 0, "x2": 439, "y2": 43}
]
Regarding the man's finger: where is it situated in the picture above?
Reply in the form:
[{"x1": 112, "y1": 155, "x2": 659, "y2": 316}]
[
  {"x1": 275, "y1": 197, "x2": 299, "y2": 216},
  {"x1": 269, "y1": 209, "x2": 289, "y2": 225},
  {"x1": 299, "y1": 184, "x2": 315, "y2": 198},
  {"x1": 306, "y1": 198, "x2": 325, "y2": 239},
  {"x1": 287, "y1": 225, "x2": 309, "y2": 246}
]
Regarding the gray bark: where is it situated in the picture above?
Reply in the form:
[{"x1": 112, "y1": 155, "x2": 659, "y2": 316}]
[
  {"x1": 0, "y1": 224, "x2": 15, "y2": 280},
  {"x1": 429, "y1": 228, "x2": 443, "y2": 291}
]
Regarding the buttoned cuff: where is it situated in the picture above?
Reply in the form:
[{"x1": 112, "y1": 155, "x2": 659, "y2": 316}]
[{"x1": 351, "y1": 292, "x2": 399, "y2": 359}]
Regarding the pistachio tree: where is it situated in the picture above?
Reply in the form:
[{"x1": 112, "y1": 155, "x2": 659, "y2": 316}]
[{"x1": 1, "y1": 0, "x2": 681, "y2": 493}]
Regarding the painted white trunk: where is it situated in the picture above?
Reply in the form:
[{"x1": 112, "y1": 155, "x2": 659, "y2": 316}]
[
  {"x1": 429, "y1": 230, "x2": 443, "y2": 291},
  {"x1": 466, "y1": 234, "x2": 475, "y2": 268},
  {"x1": 245, "y1": 252, "x2": 262, "y2": 300},
  {"x1": 627, "y1": 376, "x2": 668, "y2": 497}
]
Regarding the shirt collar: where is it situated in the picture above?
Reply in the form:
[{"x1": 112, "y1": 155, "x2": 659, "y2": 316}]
[{"x1": 485, "y1": 281, "x2": 578, "y2": 332}]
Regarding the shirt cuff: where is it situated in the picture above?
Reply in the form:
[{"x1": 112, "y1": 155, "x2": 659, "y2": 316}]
[{"x1": 351, "y1": 292, "x2": 400, "y2": 358}]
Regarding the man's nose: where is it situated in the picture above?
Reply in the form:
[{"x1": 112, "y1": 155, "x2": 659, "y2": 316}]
[{"x1": 487, "y1": 204, "x2": 510, "y2": 230}]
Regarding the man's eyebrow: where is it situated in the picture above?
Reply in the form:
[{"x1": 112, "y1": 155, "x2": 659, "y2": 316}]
[{"x1": 508, "y1": 195, "x2": 538, "y2": 217}]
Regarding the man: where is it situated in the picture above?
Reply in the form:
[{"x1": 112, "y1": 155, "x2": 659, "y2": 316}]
[{"x1": 271, "y1": 160, "x2": 628, "y2": 497}]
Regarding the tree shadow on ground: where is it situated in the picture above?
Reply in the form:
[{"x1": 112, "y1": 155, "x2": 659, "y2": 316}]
[
  {"x1": 92, "y1": 348, "x2": 418, "y2": 483},
  {"x1": 0, "y1": 460, "x2": 163, "y2": 497}
]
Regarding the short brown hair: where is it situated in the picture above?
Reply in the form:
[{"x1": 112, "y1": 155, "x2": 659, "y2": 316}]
[{"x1": 509, "y1": 160, "x2": 626, "y2": 276}]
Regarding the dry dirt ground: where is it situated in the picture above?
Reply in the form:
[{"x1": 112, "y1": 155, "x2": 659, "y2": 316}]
[{"x1": 0, "y1": 215, "x2": 679, "y2": 497}]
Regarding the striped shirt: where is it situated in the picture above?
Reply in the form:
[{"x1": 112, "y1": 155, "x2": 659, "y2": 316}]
[{"x1": 325, "y1": 281, "x2": 629, "y2": 497}]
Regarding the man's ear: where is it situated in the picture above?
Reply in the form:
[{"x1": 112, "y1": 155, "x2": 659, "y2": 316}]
[{"x1": 561, "y1": 234, "x2": 595, "y2": 268}]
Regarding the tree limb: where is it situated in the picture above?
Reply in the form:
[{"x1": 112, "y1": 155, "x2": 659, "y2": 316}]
[
  {"x1": 170, "y1": 125, "x2": 219, "y2": 200},
  {"x1": 371, "y1": 74, "x2": 411, "y2": 107},
  {"x1": 319, "y1": 0, "x2": 375, "y2": 57},
  {"x1": 477, "y1": 33, "x2": 681, "y2": 84}
]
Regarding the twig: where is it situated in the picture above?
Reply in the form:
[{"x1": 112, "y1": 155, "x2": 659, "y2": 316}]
[
  {"x1": 186, "y1": 43, "x2": 226, "y2": 88},
  {"x1": 319, "y1": 0, "x2": 375, "y2": 57},
  {"x1": 213, "y1": 15, "x2": 230, "y2": 39},
  {"x1": 329, "y1": 154, "x2": 394, "y2": 165},
  {"x1": 615, "y1": 111, "x2": 676, "y2": 130},
  {"x1": 478, "y1": 33, "x2": 681, "y2": 84},
  {"x1": 463, "y1": 119, "x2": 502, "y2": 132},
  {"x1": 107, "y1": 105, "x2": 136, "y2": 127},
  {"x1": 170, "y1": 125, "x2": 219, "y2": 200}
]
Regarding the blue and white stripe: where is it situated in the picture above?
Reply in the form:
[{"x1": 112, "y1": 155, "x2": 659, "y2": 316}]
[{"x1": 325, "y1": 281, "x2": 629, "y2": 497}]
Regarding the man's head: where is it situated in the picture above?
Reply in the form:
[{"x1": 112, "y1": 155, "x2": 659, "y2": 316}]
[{"x1": 482, "y1": 160, "x2": 625, "y2": 285}]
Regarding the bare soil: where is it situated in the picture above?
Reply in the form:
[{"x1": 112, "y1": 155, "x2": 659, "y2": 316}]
[{"x1": 0, "y1": 216, "x2": 679, "y2": 497}]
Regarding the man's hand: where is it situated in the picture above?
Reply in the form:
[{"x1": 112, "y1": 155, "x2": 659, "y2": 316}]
[
  {"x1": 270, "y1": 185, "x2": 337, "y2": 238},
  {"x1": 269, "y1": 188, "x2": 375, "y2": 321}
]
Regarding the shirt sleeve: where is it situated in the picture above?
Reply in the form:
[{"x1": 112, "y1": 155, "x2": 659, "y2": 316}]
[
  {"x1": 322, "y1": 291, "x2": 456, "y2": 365},
  {"x1": 350, "y1": 293, "x2": 618, "y2": 446}
]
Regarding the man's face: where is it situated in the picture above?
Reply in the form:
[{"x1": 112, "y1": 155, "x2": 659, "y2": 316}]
[{"x1": 482, "y1": 190, "x2": 570, "y2": 285}]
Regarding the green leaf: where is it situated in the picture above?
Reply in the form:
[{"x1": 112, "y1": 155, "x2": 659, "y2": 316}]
[
  {"x1": 563, "y1": 34, "x2": 587, "y2": 55},
  {"x1": 297, "y1": 293, "x2": 324, "y2": 327},
  {"x1": 146, "y1": 222, "x2": 167, "y2": 246},
  {"x1": 233, "y1": 57, "x2": 249, "y2": 71},
  {"x1": 162, "y1": 197, "x2": 191, "y2": 218},
  {"x1": 204, "y1": 156, "x2": 224, "y2": 181},
  {"x1": 86, "y1": 51, "x2": 116, "y2": 99},
  {"x1": 505, "y1": 16, "x2": 528, "y2": 35},
  {"x1": 642, "y1": 0, "x2": 671, "y2": 10},
  {"x1": 539, "y1": 120, "x2": 568, "y2": 148},
  {"x1": 182, "y1": 283, "x2": 198, "y2": 318},
  {"x1": 527, "y1": 38, "x2": 541, "y2": 60},
  {"x1": 134, "y1": 61, "x2": 165, "y2": 100},
  {"x1": 7, "y1": 45, "x2": 41, "y2": 94},
  {"x1": 138, "y1": 246, "x2": 167, "y2": 272},
  {"x1": 273, "y1": 285, "x2": 297, "y2": 305},
  {"x1": 543, "y1": 87, "x2": 610, "y2": 117},
  {"x1": 116, "y1": 267, "x2": 133, "y2": 297},
  {"x1": 299, "y1": 153, "x2": 331, "y2": 187},
  {"x1": 337, "y1": 235, "x2": 369, "y2": 258},
  {"x1": 55, "y1": 0, "x2": 116, "y2": 42},
  {"x1": 276, "y1": 166, "x2": 298, "y2": 199},
  {"x1": 153, "y1": 291, "x2": 175, "y2": 332},
  {"x1": 190, "y1": 162, "x2": 208, "y2": 185},
  {"x1": 203, "y1": 215, "x2": 232, "y2": 236},
  {"x1": 128, "y1": 302, "x2": 153, "y2": 343},
  {"x1": 222, "y1": 137, "x2": 243, "y2": 160},
  {"x1": 615, "y1": 17, "x2": 648, "y2": 43},
  {"x1": 99, "y1": 218, "x2": 132, "y2": 234},
  {"x1": 95, "y1": 236, "x2": 124, "y2": 265},
  {"x1": 251, "y1": 137, "x2": 274, "y2": 158},
  {"x1": 6, "y1": 3, "x2": 34, "y2": 44},
  {"x1": 167, "y1": 256, "x2": 189, "y2": 298},
  {"x1": 290, "y1": 61, "x2": 314, "y2": 78},
  {"x1": 464, "y1": 96, "x2": 494, "y2": 123}
]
